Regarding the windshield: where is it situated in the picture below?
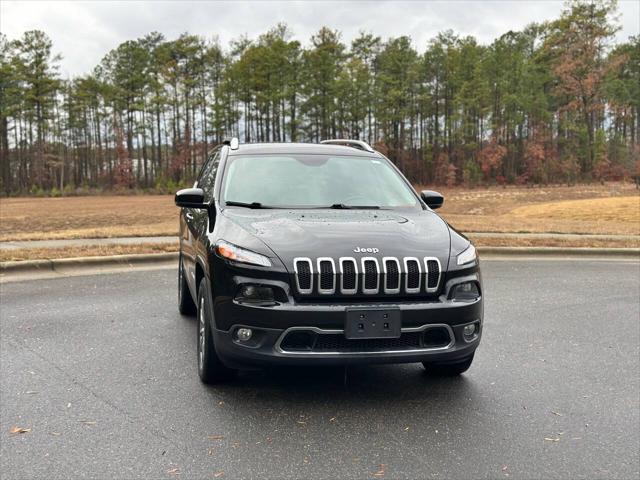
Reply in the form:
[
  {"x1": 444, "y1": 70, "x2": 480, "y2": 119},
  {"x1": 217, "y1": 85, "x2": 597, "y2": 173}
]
[{"x1": 222, "y1": 154, "x2": 419, "y2": 209}]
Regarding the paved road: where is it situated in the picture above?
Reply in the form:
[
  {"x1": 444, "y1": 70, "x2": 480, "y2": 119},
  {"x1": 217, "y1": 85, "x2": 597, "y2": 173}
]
[
  {"x1": 1, "y1": 259, "x2": 638, "y2": 479},
  {"x1": 2, "y1": 232, "x2": 638, "y2": 250}
]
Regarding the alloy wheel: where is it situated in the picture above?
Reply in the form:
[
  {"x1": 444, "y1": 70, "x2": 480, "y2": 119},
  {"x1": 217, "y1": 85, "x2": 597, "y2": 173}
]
[{"x1": 198, "y1": 296, "x2": 205, "y2": 371}]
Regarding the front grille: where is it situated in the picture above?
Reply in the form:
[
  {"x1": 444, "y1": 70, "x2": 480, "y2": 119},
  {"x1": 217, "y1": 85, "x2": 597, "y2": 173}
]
[
  {"x1": 384, "y1": 258, "x2": 400, "y2": 293},
  {"x1": 314, "y1": 332, "x2": 422, "y2": 352},
  {"x1": 340, "y1": 258, "x2": 357, "y2": 293},
  {"x1": 426, "y1": 259, "x2": 441, "y2": 291},
  {"x1": 293, "y1": 256, "x2": 443, "y2": 296},
  {"x1": 294, "y1": 258, "x2": 313, "y2": 293},
  {"x1": 363, "y1": 259, "x2": 379, "y2": 292},
  {"x1": 318, "y1": 258, "x2": 335, "y2": 293},
  {"x1": 278, "y1": 326, "x2": 453, "y2": 354},
  {"x1": 405, "y1": 258, "x2": 421, "y2": 292}
]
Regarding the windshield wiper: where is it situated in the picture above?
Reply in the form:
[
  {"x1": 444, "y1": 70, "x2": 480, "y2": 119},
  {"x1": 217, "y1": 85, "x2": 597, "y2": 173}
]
[
  {"x1": 330, "y1": 203, "x2": 380, "y2": 210},
  {"x1": 225, "y1": 201, "x2": 269, "y2": 209}
]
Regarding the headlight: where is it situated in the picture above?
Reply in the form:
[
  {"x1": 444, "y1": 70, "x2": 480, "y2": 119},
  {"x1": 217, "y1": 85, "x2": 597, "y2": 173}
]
[
  {"x1": 215, "y1": 241, "x2": 272, "y2": 267},
  {"x1": 457, "y1": 244, "x2": 477, "y2": 266},
  {"x1": 450, "y1": 281, "x2": 480, "y2": 301},
  {"x1": 235, "y1": 285, "x2": 276, "y2": 305}
]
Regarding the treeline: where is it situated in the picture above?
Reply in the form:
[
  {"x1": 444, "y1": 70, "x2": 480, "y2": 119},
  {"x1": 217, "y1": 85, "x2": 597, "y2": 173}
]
[{"x1": 0, "y1": 0, "x2": 638, "y2": 195}]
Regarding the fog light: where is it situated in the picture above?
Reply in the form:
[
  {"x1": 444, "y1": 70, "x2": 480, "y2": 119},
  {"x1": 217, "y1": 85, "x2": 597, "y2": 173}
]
[
  {"x1": 236, "y1": 328, "x2": 253, "y2": 342},
  {"x1": 463, "y1": 323, "x2": 476, "y2": 337}
]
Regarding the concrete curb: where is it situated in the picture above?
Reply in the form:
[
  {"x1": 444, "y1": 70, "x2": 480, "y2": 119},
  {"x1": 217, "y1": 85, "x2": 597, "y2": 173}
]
[
  {"x1": 477, "y1": 246, "x2": 640, "y2": 257},
  {"x1": 0, "y1": 252, "x2": 179, "y2": 274}
]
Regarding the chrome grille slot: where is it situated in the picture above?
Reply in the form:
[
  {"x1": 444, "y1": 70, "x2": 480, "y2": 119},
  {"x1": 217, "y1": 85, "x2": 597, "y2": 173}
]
[
  {"x1": 404, "y1": 257, "x2": 421, "y2": 293},
  {"x1": 317, "y1": 257, "x2": 336, "y2": 294},
  {"x1": 383, "y1": 257, "x2": 401, "y2": 294},
  {"x1": 293, "y1": 258, "x2": 313, "y2": 294},
  {"x1": 361, "y1": 257, "x2": 380, "y2": 294},
  {"x1": 339, "y1": 257, "x2": 358, "y2": 294},
  {"x1": 424, "y1": 257, "x2": 441, "y2": 292}
]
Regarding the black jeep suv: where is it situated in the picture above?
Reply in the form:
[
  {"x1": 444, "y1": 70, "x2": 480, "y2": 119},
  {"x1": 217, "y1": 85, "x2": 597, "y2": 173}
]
[{"x1": 175, "y1": 139, "x2": 482, "y2": 383}]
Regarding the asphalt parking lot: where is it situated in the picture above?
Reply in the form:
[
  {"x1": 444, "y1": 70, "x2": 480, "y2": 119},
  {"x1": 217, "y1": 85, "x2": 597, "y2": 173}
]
[{"x1": 1, "y1": 258, "x2": 639, "y2": 479}]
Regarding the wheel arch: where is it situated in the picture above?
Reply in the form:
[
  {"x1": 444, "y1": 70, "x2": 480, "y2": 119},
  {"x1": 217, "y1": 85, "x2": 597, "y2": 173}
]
[
  {"x1": 195, "y1": 260, "x2": 205, "y2": 291},
  {"x1": 195, "y1": 256, "x2": 219, "y2": 330}
]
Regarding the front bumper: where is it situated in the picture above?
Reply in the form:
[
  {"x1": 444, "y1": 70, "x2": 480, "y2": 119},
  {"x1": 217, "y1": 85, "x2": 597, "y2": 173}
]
[{"x1": 212, "y1": 296, "x2": 483, "y2": 369}]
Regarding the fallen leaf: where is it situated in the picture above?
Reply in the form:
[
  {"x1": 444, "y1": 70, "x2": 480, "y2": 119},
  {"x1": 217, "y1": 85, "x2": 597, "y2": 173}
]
[
  {"x1": 208, "y1": 435, "x2": 225, "y2": 440},
  {"x1": 80, "y1": 420, "x2": 96, "y2": 426},
  {"x1": 372, "y1": 464, "x2": 387, "y2": 477},
  {"x1": 167, "y1": 467, "x2": 180, "y2": 475},
  {"x1": 213, "y1": 472, "x2": 224, "y2": 478},
  {"x1": 329, "y1": 417, "x2": 336, "y2": 422},
  {"x1": 544, "y1": 437, "x2": 560, "y2": 442},
  {"x1": 25, "y1": 391, "x2": 38, "y2": 395},
  {"x1": 218, "y1": 401, "x2": 224, "y2": 406},
  {"x1": 404, "y1": 427, "x2": 410, "y2": 432},
  {"x1": 208, "y1": 447, "x2": 215, "y2": 456},
  {"x1": 50, "y1": 432, "x2": 61, "y2": 436},
  {"x1": 551, "y1": 411, "x2": 563, "y2": 416},
  {"x1": 296, "y1": 421, "x2": 306, "y2": 425},
  {"x1": 502, "y1": 465, "x2": 508, "y2": 471},
  {"x1": 9, "y1": 426, "x2": 31, "y2": 434}
]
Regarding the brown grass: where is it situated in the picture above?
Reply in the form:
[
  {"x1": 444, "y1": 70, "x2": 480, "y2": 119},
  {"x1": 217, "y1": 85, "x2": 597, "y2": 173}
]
[
  {"x1": 0, "y1": 195, "x2": 177, "y2": 241},
  {"x1": 470, "y1": 235, "x2": 640, "y2": 249},
  {"x1": 1, "y1": 182, "x2": 639, "y2": 241},
  {"x1": 432, "y1": 183, "x2": 640, "y2": 235},
  {"x1": 0, "y1": 243, "x2": 178, "y2": 262}
]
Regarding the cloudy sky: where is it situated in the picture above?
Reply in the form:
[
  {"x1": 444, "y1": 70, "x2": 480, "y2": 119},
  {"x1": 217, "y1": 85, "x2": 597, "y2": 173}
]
[{"x1": 2, "y1": 0, "x2": 638, "y2": 78}]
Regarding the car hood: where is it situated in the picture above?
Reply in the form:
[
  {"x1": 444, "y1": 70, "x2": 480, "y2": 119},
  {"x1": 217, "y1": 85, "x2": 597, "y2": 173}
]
[{"x1": 221, "y1": 208, "x2": 452, "y2": 267}]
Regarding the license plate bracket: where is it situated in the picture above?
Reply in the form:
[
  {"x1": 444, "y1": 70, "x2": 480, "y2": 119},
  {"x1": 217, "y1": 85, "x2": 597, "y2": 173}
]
[{"x1": 345, "y1": 308, "x2": 401, "y2": 339}]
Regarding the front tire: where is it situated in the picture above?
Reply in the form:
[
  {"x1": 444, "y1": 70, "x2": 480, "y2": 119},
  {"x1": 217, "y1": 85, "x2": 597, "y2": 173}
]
[
  {"x1": 197, "y1": 280, "x2": 236, "y2": 384},
  {"x1": 423, "y1": 353, "x2": 475, "y2": 376},
  {"x1": 178, "y1": 253, "x2": 197, "y2": 316}
]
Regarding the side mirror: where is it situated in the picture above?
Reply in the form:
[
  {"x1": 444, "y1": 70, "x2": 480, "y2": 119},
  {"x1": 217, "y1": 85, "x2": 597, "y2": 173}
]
[
  {"x1": 420, "y1": 190, "x2": 444, "y2": 210},
  {"x1": 175, "y1": 188, "x2": 207, "y2": 208}
]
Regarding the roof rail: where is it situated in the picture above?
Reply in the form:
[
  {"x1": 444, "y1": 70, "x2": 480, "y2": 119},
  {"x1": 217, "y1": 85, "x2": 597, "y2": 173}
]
[
  {"x1": 320, "y1": 139, "x2": 375, "y2": 153},
  {"x1": 223, "y1": 137, "x2": 240, "y2": 150}
]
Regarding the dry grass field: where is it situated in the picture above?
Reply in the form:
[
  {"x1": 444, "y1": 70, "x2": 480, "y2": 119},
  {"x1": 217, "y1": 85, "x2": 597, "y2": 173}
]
[
  {"x1": 0, "y1": 195, "x2": 177, "y2": 241},
  {"x1": 0, "y1": 242, "x2": 177, "y2": 262},
  {"x1": 431, "y1": 183, "x2": 640, "y2": 235},
  {"x1": 0, "y1": 184, "x2": 638, "y2": 249}
]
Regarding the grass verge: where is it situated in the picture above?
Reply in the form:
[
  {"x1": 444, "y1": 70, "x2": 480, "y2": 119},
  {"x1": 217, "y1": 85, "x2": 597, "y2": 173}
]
[{"x1": 0, "y1": 243, "x2": 178, "y2": 262}]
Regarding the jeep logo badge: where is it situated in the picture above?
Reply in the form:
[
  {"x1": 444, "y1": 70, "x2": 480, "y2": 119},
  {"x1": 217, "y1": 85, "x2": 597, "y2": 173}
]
[{"x1": 354, "y1": 247, "x2": 379, "y2": 254}]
